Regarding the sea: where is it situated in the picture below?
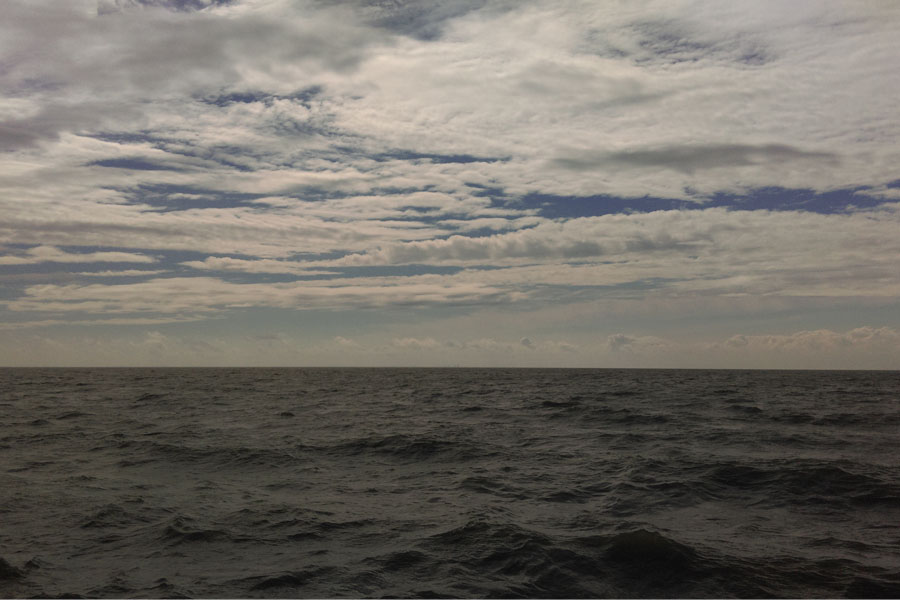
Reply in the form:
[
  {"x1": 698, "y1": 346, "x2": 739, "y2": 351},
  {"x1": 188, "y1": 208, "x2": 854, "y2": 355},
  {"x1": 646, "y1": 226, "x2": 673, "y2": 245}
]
[{"x1": 1, "y1": 368, "x2": 899, "y2": 599}]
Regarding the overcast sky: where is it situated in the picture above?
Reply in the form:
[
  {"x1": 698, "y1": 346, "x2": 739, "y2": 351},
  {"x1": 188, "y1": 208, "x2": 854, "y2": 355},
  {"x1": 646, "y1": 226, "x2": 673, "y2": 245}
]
[{"x1": 2, "y1": 0, "x2": 899, "y2": 368}]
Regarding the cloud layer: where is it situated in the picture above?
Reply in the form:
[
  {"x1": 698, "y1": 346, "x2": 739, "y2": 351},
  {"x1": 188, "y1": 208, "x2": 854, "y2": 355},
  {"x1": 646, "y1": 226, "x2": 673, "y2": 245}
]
[{"x1": 2, "y1": 0, "x2": 898, "y2": 366}]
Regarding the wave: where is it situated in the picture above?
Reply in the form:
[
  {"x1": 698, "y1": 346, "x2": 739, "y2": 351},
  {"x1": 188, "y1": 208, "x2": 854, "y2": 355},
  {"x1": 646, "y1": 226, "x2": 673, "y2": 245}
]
[
  {"x1": 55, "y1": 411, "x2": 90, "y2": 420},
  {"x1": 845, "y1": 575, "x2": 900, "y2": 599},
  {"x1": 457, "y1": 476, "x2": 529, "y2": 500},
  {"x1": 416, "y1": 520, "x2": 786, "y2": 597},
  {"x1": 703, "y1": 460, "x2": 900, "y2": 507},
  {"x1": 79, "y1": 504, "x2": 149, "y2": 529},
  {"x1": 95, "y1": 438, "x2": 306, "y2": 469},
  {"x1": 540, "y1": 481, "x2": 613, "y2": 503},
  {"x1": 248, "y1": 567, "x2": 339, "y2": 591},
  {"x1": 160, "y1": 516, "x2": 245, "y2": 546},
  {"x1": 0, "y1": 557, "x2": 23, "y2": 581},
  {"x1": 326, "y1": 433, "x2": 491, "y2": 462}
]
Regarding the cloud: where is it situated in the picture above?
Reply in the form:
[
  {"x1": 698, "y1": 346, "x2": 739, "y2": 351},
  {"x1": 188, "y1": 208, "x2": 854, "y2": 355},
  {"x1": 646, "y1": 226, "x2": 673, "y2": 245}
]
[
  {"x1": 333, "y1": 335, "x2": 361, "y2": 348},
  {"x1": 1, "y1": 0, "x2": 387, "y2": 150},
  {"x1": 719, "y1": 327, "x2": 900, "y2": 354},
  {"x1": 554, "y1": 144, "x2": 839, "y2": 175},
  {"x1": 324, "y1": 0, "x2": 495, "y2": 41},
  {"x1": 181, "y1": 256, "x2": 337, "y2": 276},
  {"x1": 6, "y1": 275, "x2": 519, "y2": 315},
  {"x1": 339, "y1": 335, "x2": 580, "y2": 357},
  {"x1": 2, "y1": 321, "x2": 896, "y2": 368},
  {"x1": 0, "y1": 315, "x2": 208, "y2": 330},
  {"x1": 4, "y1": 203, "x2": 899, "y2": 324},
  {"x1": 2, "y1": 0, "x2": 899, "y2": 367},
  {"x1": 604, "y1": 326, "x2": 900, "y2": 368},
  {"x1": 0, "y1": 246, "x2": 156, "y2": 265},
  {"x1": 314, "y1": 205, "x2": 900, "y2": 300},
  {"x1": 607, "y1": 333, "x2": 668, "y2": 352},
  {"x1": 98, "y1": 0, "x2": 235, "y2": 14},
  {"x1": 77, "y1": 269, "x2": 167, "y2": 277},
  {"x1": 392, "y1": 337, "x2": 441, "y2": 350}
]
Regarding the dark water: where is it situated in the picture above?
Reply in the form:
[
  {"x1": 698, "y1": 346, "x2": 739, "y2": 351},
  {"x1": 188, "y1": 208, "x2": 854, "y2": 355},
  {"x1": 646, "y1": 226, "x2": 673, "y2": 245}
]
[{"x1": 1, "y1": 368, "x2": 899, "y2": 598}]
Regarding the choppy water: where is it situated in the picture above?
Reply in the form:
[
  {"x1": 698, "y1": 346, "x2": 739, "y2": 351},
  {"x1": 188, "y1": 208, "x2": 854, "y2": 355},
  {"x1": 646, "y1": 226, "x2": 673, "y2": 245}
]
[{"x1": 1, "y1": 368, "x2": 899, "y2": 598}]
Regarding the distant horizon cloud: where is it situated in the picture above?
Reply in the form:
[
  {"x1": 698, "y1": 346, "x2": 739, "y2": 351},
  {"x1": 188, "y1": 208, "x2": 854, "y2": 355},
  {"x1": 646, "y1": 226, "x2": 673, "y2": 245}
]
[{"x1": 2, "y1": 325, "x2": 898, "y2": 370}]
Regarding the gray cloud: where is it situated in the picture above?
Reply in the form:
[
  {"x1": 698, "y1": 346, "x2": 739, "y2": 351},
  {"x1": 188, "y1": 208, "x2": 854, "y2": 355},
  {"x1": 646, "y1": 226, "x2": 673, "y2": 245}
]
[
  {"x1": 607, "y1": 333, "x2": 635, "y2": 352},
  {"x1": 0, "y1": 123, "x2": 44, "y2": 151},
  {"x1": 98, "y1": 0, "x2": 235, "y2": 14},
  {"x1": 621, "y1": 17, "x2": 774, "y2": 67},
  {"x1": 0, "y1": 103, "x2": 141, "y2": 150},
  {"x1": 322, "y1": 0, "x2": 495, "y2": 40},
  {"x1": 554, "y1": 144, "x2": 839, "y2": 175},
  {"x1": 0, "y1": 0, "x2": 384, "y2": 150}
]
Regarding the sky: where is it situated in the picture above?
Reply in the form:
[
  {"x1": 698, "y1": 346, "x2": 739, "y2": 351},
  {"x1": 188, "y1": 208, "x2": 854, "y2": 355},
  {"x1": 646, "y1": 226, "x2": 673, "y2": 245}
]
[{"x1": 2, "y1": 0, "x2": 899, "y2": 368}]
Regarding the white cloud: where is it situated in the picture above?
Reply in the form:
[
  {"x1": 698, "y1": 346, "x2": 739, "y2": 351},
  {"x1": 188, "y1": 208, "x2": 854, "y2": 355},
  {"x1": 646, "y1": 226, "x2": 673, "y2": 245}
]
[
  {"x1": 604, "y1": 326, "x2": 900, "y2": 369},
  {"x1": 181, "y1": 256, "x2": 337, "y2": 275},
  {"x1": 607, "y1": 333, "x2": 669, "y2": 353},
  {"x1": 333, "y1": 335, "x2": 361, "y2": 348},
  {"x1": 4, "y1": 203, "x2": 899, "y2": 324},
  {"x1": 326, "y1": 0, "x2": 900, "y2": 198},
  {"x1": 78, "y1": 269, "x2": 167, "y2": 276},
  {"x1": 392, "y1": 337, "x2": 441, "y2": 350},
  {"x1": 718, "y1": 327, "x2": 900, "y2": 354},
  {"x1": 0, "y1": 246, "x2": 156, "y2": 265},
  {"x1": 5, "y1": 275, "x2": 519, "y2": 315},
  {"x1": 306, "y1": 205, "x2": 900, "y2": 299}
]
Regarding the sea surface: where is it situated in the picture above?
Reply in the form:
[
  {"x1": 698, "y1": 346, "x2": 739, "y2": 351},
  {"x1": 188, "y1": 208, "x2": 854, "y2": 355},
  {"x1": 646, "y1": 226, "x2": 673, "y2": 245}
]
[{"x1": 1, "y1": 368, "x2": 899, "y2": 598}]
